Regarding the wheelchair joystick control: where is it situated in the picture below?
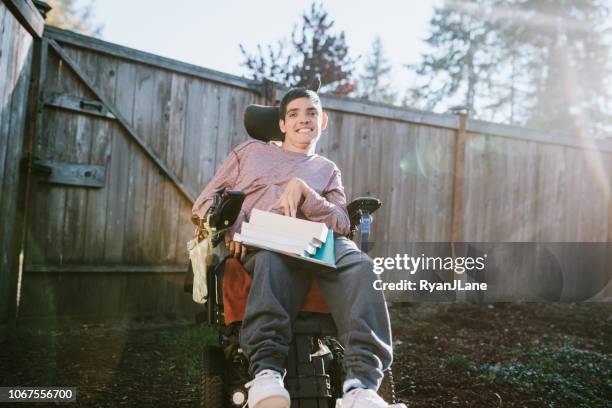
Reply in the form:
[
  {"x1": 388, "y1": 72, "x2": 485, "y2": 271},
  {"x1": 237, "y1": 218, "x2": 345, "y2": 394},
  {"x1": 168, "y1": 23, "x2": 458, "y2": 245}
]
[
  {"x1": 347, "y1": 197, "x2": 381, "y2": 253},
  {"x1": 360, "y1": 212, "x2": 373, "y2": 252}
]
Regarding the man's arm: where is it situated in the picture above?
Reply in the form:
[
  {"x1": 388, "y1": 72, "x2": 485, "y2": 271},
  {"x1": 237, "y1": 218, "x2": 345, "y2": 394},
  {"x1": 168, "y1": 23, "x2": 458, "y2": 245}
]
[
  {"x1": 191, "y1": 151, "x2": 249, "y2": 261},
  {"x1": 191, "y1": 151, "x2": 240, "y2": 224},
  {"x1": 300, "y1": 169, "x2": 351, "y2": 236}
]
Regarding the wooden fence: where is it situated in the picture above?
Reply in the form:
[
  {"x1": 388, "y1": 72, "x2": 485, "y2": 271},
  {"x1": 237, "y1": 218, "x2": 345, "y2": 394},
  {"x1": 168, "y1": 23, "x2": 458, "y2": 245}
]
[
  {"x1": 2, "y1": 1, "x2": 611, "y2": 325},
  {"x1": 0, "y1": 0, "x2": 44, "y2": 339}
]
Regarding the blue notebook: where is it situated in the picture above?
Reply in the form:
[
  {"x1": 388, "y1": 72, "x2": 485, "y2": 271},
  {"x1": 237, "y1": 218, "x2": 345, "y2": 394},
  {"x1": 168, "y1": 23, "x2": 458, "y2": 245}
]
[{"x1": 310, "y1": 229, "x2": 336, "y2": 268}]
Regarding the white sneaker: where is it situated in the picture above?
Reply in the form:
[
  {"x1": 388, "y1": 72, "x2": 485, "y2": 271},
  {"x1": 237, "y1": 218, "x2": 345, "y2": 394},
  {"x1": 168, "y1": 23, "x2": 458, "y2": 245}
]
[
  {"x1": 245, "y1": 369, "x2": 290, "y2": 408},
  {"x1": 337, "y1": 387, "x2": 407, "y2": 408}
]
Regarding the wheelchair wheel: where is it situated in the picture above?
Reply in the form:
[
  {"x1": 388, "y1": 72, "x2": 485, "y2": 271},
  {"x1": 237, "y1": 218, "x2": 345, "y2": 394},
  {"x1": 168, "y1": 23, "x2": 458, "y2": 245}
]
[
  {"x1": 201, "y1": 373, "x2": 224, "y2": 408},
  {"x1": 378, "y1": 367, "x2": 397, "y2": 404}
]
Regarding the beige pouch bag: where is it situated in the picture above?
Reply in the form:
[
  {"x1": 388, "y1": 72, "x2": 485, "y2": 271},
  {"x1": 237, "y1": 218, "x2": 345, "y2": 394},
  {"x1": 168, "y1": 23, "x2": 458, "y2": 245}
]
[{"x1": 187, "y1": 225, "x2": 213, "y2": 304}]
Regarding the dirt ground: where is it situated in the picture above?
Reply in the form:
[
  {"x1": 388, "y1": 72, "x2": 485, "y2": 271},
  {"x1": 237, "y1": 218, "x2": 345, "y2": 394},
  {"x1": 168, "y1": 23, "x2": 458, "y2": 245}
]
[{"x1": 1, "y1": 303, "x2": 610, "y2": 407}]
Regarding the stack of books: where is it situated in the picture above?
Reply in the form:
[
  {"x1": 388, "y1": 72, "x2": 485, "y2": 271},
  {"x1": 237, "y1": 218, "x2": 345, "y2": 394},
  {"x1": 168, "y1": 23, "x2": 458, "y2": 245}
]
[{"x1": 234, "y1": 209, "x2": 336, "y2": 268}]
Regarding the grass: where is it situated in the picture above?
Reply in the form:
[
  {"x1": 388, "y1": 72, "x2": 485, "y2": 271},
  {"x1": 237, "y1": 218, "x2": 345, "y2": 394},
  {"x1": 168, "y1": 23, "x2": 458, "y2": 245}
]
[
  {"x1": 156, "y1": 323, "x2": 219, "y2": 382},
  {"x1": 445, "y1": 354, "x2": 474, "y2": 370},
  {"x1": 478, "y1": 346, "x2": 612, "y2": 408},
  {"x1": 3, "y1": 304, "x2": 610, "y2": 407}
]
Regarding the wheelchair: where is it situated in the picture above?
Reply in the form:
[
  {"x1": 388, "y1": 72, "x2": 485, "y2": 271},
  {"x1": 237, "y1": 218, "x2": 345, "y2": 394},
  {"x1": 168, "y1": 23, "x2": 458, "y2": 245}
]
[{"x1": 184, "y1": 104, "x2": 397, "y2": 408}]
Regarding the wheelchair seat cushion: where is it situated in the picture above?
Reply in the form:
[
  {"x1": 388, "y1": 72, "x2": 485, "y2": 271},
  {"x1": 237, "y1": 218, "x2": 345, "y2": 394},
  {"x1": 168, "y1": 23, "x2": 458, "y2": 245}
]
[{"x1": 222, "y1": 258, "x2": 331, "y2": 325}]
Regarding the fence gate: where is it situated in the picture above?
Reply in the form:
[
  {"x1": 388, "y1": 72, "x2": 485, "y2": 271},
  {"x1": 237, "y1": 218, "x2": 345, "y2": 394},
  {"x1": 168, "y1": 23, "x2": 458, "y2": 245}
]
[{"x1": 20, "y1": 26, "x2": 259, "y2": 321}]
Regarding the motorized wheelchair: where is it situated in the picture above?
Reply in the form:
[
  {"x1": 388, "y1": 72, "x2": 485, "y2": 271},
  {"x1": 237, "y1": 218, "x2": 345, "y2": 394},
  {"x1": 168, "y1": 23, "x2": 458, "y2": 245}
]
[{"x1": 184, "y1": 104, "x2": 396, "y2": 408}]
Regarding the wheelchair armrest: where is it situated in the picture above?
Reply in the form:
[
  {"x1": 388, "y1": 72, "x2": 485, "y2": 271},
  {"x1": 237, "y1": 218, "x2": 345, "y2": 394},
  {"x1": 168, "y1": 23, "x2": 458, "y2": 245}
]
[
  {"x1": 192, "y1": 189, "x2": 245, "y2": 247},
  {"x1": 347, "y1": 197, "x2": 381, "y2": 231},
  {"x1": 207, "y1": 189, "x2": 246, "y2": 231}
]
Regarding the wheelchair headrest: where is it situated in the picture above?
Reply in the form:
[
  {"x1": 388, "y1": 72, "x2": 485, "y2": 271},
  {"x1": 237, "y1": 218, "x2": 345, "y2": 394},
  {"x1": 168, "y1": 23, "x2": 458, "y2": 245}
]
[{"x1": 243, "y1": 105, "x2": 285, "y2": 142}]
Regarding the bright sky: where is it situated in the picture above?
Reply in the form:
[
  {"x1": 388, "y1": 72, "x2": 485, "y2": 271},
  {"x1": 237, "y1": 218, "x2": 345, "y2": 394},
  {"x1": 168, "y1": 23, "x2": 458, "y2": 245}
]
[{"x1": 89, "y1": 0, "x2": 441, "y2": 94}]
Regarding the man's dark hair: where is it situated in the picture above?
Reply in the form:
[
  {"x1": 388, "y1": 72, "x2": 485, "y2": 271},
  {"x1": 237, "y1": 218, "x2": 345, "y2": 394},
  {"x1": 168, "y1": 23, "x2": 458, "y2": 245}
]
[{"x1": 279, "y1": 88, "x2": 322, "y2": 120}]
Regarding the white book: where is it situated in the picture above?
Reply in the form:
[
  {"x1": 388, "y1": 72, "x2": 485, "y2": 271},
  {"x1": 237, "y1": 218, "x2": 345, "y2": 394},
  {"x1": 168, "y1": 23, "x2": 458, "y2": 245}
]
[
  {"x1": 234, "y1": 233, "x2": 308, "y2": 257},
  {"x1": 241, "y1": 222, "x2": 320, "y2": 254},
  {"x1": 233, "y1": 209, "x2": 337, "y2": 268},
  {"x1": 249, "y1": 209, "x2": 329, "y2": 243}
]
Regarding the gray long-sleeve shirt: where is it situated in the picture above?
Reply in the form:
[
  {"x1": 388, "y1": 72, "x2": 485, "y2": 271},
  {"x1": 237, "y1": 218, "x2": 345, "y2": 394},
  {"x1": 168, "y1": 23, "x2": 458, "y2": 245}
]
[{"x1": 192, "y1": 140, "x2": 350, "y2": 237}]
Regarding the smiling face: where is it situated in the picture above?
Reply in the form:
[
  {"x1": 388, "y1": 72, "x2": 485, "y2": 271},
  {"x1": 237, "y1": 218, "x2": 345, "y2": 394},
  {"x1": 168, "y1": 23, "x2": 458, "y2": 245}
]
[{"x1": 279, "y1": 96, "x2": 328, "y2": 154}]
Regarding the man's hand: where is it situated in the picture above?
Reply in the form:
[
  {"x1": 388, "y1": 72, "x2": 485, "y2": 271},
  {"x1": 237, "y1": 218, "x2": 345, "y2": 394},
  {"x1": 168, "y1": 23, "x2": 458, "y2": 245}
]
[
  {"x1": 270, "y1": 177, "x2": 309, "y2": 217},
  {"x1": 225, "y1": 234, "x2": 247, "y2": 262}
]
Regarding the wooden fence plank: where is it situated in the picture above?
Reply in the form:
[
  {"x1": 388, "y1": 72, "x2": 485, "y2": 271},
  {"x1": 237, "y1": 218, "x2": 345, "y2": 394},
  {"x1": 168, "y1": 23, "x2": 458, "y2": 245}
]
[
  {"x1": 364, "y1": 116, "x2": 383, "y2": 242},
  {"x1": 450, "y1": 114, "x2": 466, "y2": 243},
  {"x1": 60, "y1": 48, "x2": 91, "y2": 263},
  {"x1": 0, "y1": 7, "x2": 12, "y2": 268},
  {"x1": 233, "y1": 86, "x2": 256, "y2": 148},
  {"x1": 25, "y1": 39, "x2": 50, "y2": 266},
  {"x1": 124, "y1": 63, "x2": 155, "y2": 262},
  {"x1": 225, "y1": 86, "x2": 240, "y2": 156},
  {"x1": 0, "y1": 4, "x2": 35, "y2": 332},
  {"x1": 213, "y1": 84, "x2": 233, "y2": 176},
  {"x1": 82, "y1": 52, "x2": 118, "y2": 262},
  {"x1": 314, "y1": 109, "x2": 330, "y2": 158},
  {"x1": 382, "y1": 121, "x2": 406, "y2": 247},
  {"x1": 567, "y1": 148, "x2": 609, "y2": 241},
  {"x1": 177, "y1": 79, "x2": 207, "y2": 258},
  {"x1": 340, "y1": 113, "x2": 358, "y2": 199},
  {"x1": 539, "y1": 142, "x2": 562, "y2": 241},
  {"x1": 103, "y1": 60, "x2": 134, "y2": 262},
  {"x1": 183, "y1": 79, "x2": 208, "y2": 197},
  {"x1": 402, "y1": 123, "x2": 422, "y2": 243},
  {"x1": 323, "y1": 109, "x2": 343, "y2": 175},
  {"x1": 373, "y1": 118, "x2": 395, "y2": 246},
  {"x1": 0, "y1": 7, "x2": 14, "y2": 206},
  {"x1": 143, "y1": 68, "x2": 172, "y2": 263},
  {"x1": 418, "y1": 126, "x2": 455, "y2": 241},
  {"x1": 163, "y1": 73, "x2": 187, "y2": 263},
  {"x1": 350, "y1": 115, "x2": 371, "y2": 198},
  {"x1": 195, "y1": 82, "x2": 221, "y2": 189}
]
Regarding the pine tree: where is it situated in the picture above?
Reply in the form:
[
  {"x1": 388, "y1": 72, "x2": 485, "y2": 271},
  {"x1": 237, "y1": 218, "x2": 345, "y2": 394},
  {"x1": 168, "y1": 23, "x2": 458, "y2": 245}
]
[
  {"x1": 358, "y1": 36, "x2": 397, "y2": 104},
  {"x1": 240, "y1": 2, "x2": 357, "y2": 95},
  {"x1": 507, "y1": 0, "x2": 612, "y2": 136},
  {"x1": 407, "y1": 1, "x2": 501, "y2": 116},
  {"x1": 408, "y1": 0, "x2": 612, "y2": 136}
]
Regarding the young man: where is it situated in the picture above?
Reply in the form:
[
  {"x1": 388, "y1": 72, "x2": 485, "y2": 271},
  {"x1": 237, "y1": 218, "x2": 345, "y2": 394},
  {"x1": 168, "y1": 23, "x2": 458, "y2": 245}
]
[{"x1": 192, "y1": 88, "x2": 405, "y2": 408}]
